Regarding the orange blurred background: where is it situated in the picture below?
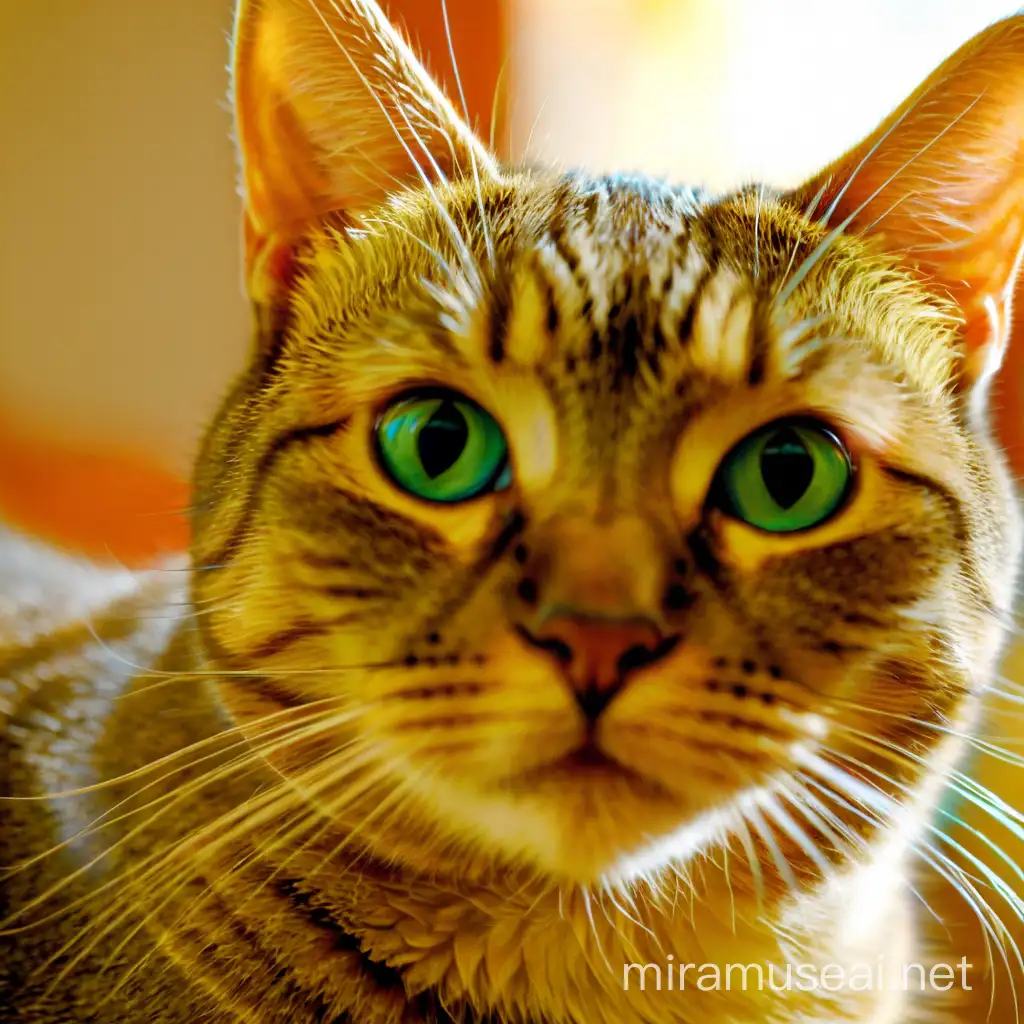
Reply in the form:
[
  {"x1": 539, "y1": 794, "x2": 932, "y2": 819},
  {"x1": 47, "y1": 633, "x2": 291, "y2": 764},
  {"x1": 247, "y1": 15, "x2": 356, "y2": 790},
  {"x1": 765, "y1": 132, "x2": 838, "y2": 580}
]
[
  {"x1": 0, "y1": 0, "x2": 504, "y2": 564},
  {"x1": 0, "y1": 0, "x2": 1020, "y2": 567}
]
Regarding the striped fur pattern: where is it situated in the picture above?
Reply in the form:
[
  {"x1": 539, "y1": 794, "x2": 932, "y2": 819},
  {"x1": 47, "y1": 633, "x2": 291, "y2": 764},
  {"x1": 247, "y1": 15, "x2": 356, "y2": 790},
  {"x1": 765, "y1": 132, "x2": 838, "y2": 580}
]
[{"x1": 3, "y1": 3, "x2": 1024, "y2": 1023}]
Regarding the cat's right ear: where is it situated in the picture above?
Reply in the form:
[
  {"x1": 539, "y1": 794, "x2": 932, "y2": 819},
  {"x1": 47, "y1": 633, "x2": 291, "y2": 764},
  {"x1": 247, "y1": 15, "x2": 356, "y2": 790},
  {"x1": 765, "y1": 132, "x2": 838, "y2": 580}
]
[
  {"x1": 786, "y1": 16, "x2": 1024, "y2": 406},
  {"x1": 231, "y1": 0, "x2": 498, "y2": 305}
]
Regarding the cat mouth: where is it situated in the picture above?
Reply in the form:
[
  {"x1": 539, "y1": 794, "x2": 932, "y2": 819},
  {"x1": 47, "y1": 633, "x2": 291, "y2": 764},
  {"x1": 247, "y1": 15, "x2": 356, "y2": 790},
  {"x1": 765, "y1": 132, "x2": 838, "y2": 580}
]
[
  {"x1": 502, "y1": 739, "x2": 670, "y2": 797},
  {"x1": 559, "y1": 742, "x2": 632, "y2": 774}
]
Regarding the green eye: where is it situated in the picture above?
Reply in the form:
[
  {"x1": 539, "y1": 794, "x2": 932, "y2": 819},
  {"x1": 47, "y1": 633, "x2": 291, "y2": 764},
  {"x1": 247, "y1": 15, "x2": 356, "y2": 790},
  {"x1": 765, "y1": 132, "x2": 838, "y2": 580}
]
[
  {"x1": 715, "y1": 420, "x2": 853, "y2": 533},
  {"x1": 375, "y1": 390, "x2": 511, "y2": 503}
]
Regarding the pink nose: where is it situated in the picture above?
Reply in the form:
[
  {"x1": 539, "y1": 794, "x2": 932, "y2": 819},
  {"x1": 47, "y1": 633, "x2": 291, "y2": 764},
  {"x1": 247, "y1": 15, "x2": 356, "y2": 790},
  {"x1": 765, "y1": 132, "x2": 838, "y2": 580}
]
[{"x1": 524, "y1": 616, "x2": 672, "y2": 720}]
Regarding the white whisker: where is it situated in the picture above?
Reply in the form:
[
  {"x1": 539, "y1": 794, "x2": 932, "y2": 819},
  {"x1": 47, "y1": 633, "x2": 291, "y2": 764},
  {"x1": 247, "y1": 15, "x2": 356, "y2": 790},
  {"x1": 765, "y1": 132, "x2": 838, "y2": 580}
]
[
  {"x1": 777, "y1": 92, "x2": 984, "y2": 308},
  {"x1": 441, "y1": 0, "x2": 496, "y2": 268}
]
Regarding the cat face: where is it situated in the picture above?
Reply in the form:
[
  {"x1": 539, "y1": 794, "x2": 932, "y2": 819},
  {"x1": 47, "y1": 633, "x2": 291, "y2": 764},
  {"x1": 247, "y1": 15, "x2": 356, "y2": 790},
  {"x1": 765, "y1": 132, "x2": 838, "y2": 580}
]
[{"x1": 191, "y1": 2, "x2": 1024, "y2": 886}]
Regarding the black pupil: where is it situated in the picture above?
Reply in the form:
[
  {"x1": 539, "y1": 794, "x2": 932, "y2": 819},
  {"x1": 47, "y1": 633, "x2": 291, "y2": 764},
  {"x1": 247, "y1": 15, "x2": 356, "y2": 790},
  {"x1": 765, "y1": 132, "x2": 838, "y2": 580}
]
[
  {"x1": 760, "y1": 428, "x2": 814, "y2": 508},
  {"x1": 418, "y1": 401, "x2": 468, "y2": 478}
]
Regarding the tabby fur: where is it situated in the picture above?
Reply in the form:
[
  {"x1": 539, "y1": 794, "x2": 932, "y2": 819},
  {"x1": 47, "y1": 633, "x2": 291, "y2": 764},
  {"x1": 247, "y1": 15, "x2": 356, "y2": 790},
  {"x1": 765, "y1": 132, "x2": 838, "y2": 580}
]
[{"x1": 3, "y1": 4, "x2": 1024, "y2": 1023}]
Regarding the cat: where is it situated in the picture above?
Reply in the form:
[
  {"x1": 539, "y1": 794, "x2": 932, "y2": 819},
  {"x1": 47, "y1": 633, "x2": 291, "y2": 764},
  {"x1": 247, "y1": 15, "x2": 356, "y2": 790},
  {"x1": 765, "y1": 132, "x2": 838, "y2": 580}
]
[{"x1": 2, "y1": 1, "x2": 1024, "y2": 1022}]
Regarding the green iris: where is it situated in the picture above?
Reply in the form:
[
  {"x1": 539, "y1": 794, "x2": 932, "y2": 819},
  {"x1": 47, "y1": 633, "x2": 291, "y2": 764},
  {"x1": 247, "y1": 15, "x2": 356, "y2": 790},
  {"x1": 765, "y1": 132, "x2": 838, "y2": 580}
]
[
  {"x1": 375, "y1": 390, "x2": 511, "y2": 503},
  {"x1": 715, "y1": 420, "x2": 852, "y2": 532}
]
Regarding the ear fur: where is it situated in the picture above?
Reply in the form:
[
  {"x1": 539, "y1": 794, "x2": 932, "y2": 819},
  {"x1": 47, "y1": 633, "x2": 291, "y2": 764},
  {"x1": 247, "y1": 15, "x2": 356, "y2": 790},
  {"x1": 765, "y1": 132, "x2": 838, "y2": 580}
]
[
  {"x1": 788, "y1": 16, "x2": 1024, "y2": 425},
  {"x1": 231, "y1": 0, "x2": 498, "y2": 302}
]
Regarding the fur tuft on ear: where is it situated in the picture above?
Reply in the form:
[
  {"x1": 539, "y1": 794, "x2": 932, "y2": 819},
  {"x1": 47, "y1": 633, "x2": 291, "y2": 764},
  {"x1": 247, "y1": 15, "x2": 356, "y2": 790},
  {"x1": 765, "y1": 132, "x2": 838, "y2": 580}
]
[
  {"x1": 231, "y1": 0, "x2": 498, "y2": 302},
  {"x1": 788, "y1": 15, "x2": 1024, "y2": 429}
]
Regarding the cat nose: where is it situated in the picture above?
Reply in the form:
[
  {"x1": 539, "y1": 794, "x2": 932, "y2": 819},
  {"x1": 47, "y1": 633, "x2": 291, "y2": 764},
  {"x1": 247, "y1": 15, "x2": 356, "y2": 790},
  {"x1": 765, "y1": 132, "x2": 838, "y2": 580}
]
[{"x1": 519, "y1": 616, "x2": 675, "y2": 721}]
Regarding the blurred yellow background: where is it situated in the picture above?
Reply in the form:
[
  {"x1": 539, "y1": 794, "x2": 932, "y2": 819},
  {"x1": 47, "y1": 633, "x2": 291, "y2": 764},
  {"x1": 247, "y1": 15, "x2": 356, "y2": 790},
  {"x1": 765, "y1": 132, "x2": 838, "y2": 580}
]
[{"x1": 0, "y1": 0, "x2": 1019, "y2": 561}]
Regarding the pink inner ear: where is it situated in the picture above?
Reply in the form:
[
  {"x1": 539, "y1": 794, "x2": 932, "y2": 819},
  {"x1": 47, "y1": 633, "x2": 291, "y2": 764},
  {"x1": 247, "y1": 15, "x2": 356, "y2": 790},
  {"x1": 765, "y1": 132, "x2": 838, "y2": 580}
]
[
  {"x1": 242, "y1": 217, "x2": 296, "y2": 307},
  {"x1": 234, "y1": 7, "x2": 335, "y2": 299},
  {"x1": 798, "y1": 88, "x2": 1024, "y2": 339}
]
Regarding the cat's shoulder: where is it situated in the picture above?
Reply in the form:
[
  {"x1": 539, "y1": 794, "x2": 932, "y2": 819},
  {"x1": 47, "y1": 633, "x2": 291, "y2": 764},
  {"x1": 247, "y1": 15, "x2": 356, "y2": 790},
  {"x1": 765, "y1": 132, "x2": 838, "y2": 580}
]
[{"x1": 0, "y1": 526, "x2": 186, "y2": 725}]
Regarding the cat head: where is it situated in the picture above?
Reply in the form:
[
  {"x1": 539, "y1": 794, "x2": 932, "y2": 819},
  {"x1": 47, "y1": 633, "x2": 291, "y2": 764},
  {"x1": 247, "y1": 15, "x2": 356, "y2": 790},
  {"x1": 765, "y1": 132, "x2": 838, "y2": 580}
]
[{"x1": 191, "y1": 1, "x2": 1024, "y2": 888}]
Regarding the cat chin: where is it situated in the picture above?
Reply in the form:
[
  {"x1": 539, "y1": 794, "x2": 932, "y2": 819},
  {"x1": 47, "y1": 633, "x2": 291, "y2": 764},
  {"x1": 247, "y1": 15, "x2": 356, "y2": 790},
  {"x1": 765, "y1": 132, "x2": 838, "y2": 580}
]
[
  {"x1": 425, "y1": 766, "x2": 725, "y2": 885},
  {"x1": 524, "y1": 798, "x2": 735, "y2": 886}
]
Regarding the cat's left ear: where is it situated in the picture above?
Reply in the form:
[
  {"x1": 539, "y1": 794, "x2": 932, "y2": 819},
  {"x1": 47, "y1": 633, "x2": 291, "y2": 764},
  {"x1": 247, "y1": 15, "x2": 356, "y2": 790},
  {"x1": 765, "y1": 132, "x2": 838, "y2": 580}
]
[
  {"x1": 232, "y1": 0, "x2": 497, "y2": 303},
  {"x1": 788, "y1": 16, "x2": 1024, "y2": 398}
]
